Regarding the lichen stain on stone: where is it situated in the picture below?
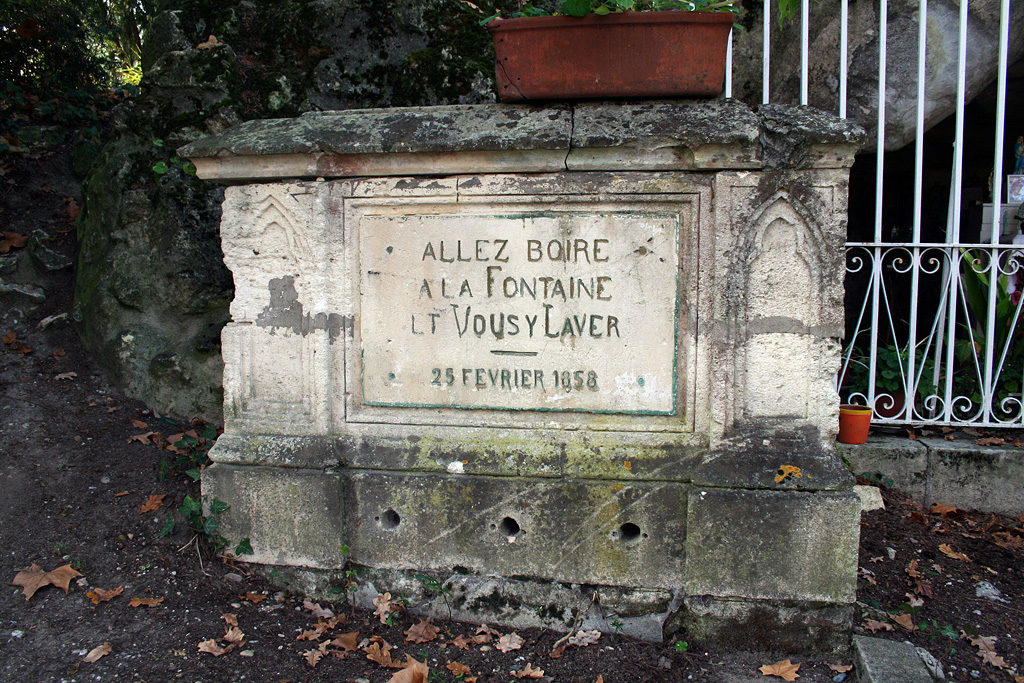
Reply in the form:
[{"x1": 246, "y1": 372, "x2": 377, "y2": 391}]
[{"x1": 256, "y1": 275, "x2": 350, "y2": 342}]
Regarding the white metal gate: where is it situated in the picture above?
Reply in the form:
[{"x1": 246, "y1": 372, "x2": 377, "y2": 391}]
[{"x1": 731, "y1": 0, "x2": 1021, "y2": 426}]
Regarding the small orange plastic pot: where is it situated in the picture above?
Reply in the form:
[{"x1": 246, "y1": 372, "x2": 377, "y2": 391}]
[{"x1": 837, "y1": 404, "x2": 872, "y2": 445}]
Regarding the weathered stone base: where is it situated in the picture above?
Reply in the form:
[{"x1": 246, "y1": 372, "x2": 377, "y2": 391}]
[
  {"x1": 668, "y1": 596, "x2": 854, "y2": 656},
  {"x1": 203, "y1": 455, "x2": 858, "y2": 651}
]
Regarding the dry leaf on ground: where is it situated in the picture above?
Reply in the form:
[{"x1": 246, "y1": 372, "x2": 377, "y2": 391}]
[
  {"x1": 222, "y1": 613, "x2": 238, "y2": 626},
  {"x1": 302, "y1": 599, "x2": 334, "y2": 618},
  {"x1": 12, "y1": 563, "x2": 82, "y2": 601},
  {"x1": 889, "y1": 613, "x2": 917, "y2": 631},
  {"x1": 496, "y1": 632, "x2": 525, "y2": 652},
  {"x1": 130, "y1": 418, "x2": 148, "y2": 429},
  {"x1": 331, "y1": 632, "x2": 359, "y2": 651},
  {"x1": 828, "y1": 663, "x2": 853, "y2": 673},
  {"x1": 452, "y1": 633, "x2": 491, "y2": 649},
  {"x1": 138, "y1": 494, "x2": 166, "y2": 513},
  {"x1": 198, "y1": 639, "x2": 227, "y2": 656},
  {"x1": 373, "y1": 592, "x2": 399, "y2": 623},
  {"x1": 862, "y1": 619, "x2": 894, "y2": 633},
  {"x1": 302, "y1": 649, "x2": 324, "y2": 667},
  {"x1": 54, "y1": 372, "x2": 76, "y2": 380},
  {"x1": 511, "y1": 662, "x2": 546, "y2": 678},
  {"x1": 930, "y1": 503, "x2": 959, "y2": 516},
  {"x1": 447, "y1": 661, "x2": 474, "y2": 678},
  {"x1": 86, "y1": 586, "x2": 124, "y2": 604},
  {"x1": 387, "y1": 655, "x2": 429, "y2": 683},
  {"x1": 939, "y1": 543, "x2": 970, "y2": 561},
  {"x1": 405, "y1": 618, "x2": 441, "y2": 644},
  {"x1": 242, "y1": 592, "x2": 266, "y2": 603},
  {"x1": 365, "y1": 639, "x2": 404, "y2": 668},
  {"x1": 567, "y1": 629, "x2": 601, "y2": 647},
  {"x1": 975, "y1": 436, "x2": 1005, "y2": 446},
  {"x1": 83, "y1": 643, "x2": 111, "y2": 663},
  {"x1": 196, "y1": 34, "x2": 220, "y2": 49},
  {"x1": 128, "y1": 597, "x2": 164, "y2": 607},
  {"x1": 759, "y1": 659, "x2": 801, "y2": 680},
  {"x1": 0, "y1": 232, "x2": 28, "y2": 254}
]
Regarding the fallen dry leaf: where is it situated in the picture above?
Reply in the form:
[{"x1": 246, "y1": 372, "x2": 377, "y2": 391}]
[
  {"x1": 452, "y1": 633, "x2": 491, "y2": 649},
  {"x1": 939, "y1": 543, "x2": 970, "y2": 561},
  {"x1": 373, "y1": 592, "x2": 399, "y2": 624},
  {"x1": 930, "y1": 502, "x2": 959, "y2": 516},
  {"x1": 302, "y1": 599, "x2": 334, "y2": 619},
  {"x1": 759, "y1": 659, "x2": 801, "y2": 680},
  {"x1": 913, "y1": 578, "x2": 934, "y2": 598},
  {"x1": 222, "y1": 613, "x2": 238, "y2": 627},
  {"x1": 242, "y1": 592, "x2": 266, "y2": 603},
  {"x1": 828, "y1": 663, "x2": 853, "y2": 673},
  {"x1": 1, "y1": 332, "x2": 16, "y2": 345},
  {"x1": 331, "y1": 632, "x2": 359, "y2": 651},
  {"x1": 447, "y1": 661, "x2": 473, "y2": 676},
  {"x1": 496, "y1": 632, "x2": 525, "y2": 652},
  {"x1": 64, "y1": 197, "x2": 80, "y2": 223},
  {"x1": 130, "y1": 419, "x2": 148, "y2": 429},
  {"x1": 83, "y1": 642, "x2": 111, "y2": 663},
  {"x1": 128, "y1": 432, "x2": 159, "y2": 445},
  {"x1": 302, "y1": 648, "x2": 324, "y2": 667},
  {"x1": 568, "y1": 629, "x2": 601, "y2": 647},
  {"x1": 386, "y1": 655, "x2": 429, "y2": 683},
  {"x1": 86, "y1": 586, "x2": 124, "y2": 604},
  {"x1": 196, "y1": 34, "x2": 221, "y2": 49},
  {"x1": 12, "y1": 563, "x2": 82, "y2": 601},
  {"x1": 138, "y1": 494, "x2": 166, "y2": 513},
  {"x1": 889, "y1": 613, "x2": 917, "y2": 631},
  {"x1": 979, "y1": 650, "x2": 1010, "y2": 668},
  {"x1": 198, "y1": 639, "x2": 227, "y2": 656},
  {"x1": 129, "y1": 597, "x2": 164, "y2": 607},
  {"x1": 511, "y1": 662, "x2": 546, "y2": 678},
  {"x1": 54, "y1": 372, "x2": 77, "y2": 381},
  {"x1": 365, "y1": 639, "x2": 404, "y2": 668},
  {"x1": 0, "y1": 231, "x2": 28, "y2": 254},
  {"x1": 405, "y1": 618, "x2": 441, "y2": 644},
  {"x1": 862, "y1": 619, "x2": 894, "y2": 633},
  {"x1": 975, "y1": 436, "x2": 1005, "y2": 446}
]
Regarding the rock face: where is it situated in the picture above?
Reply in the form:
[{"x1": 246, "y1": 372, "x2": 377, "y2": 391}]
[
  {"x1": 75, "y1": 0, "x2": 496, "y2": 420},
  {"x1": 730, "y1": 0, "x2": 1024, "y2": 151}
]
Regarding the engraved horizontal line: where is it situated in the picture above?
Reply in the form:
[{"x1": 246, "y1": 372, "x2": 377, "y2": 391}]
[{"x1": 490, "y1": 350, "x2": 538, "y2": 357}]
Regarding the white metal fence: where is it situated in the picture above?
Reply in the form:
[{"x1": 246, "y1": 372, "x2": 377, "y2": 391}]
[{"x1": 728, "y1": 0, "x2": 1021, "y2": 426}]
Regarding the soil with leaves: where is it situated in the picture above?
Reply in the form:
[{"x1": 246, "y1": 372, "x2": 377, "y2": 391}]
[{"x1": 3, "y1": 107, "x2": 1024, "y2": 683}]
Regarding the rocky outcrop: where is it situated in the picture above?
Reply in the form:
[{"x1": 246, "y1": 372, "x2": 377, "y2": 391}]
[
  {"x1": 75, "y1": 0, "x2": 495, "y2": 420},
  {"x1": 731, "y1": 0, "x2": 1024, "y2": 151}
]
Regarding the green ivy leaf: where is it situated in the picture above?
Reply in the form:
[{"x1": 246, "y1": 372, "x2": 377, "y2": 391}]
[
  {"x1": 158, "y1": 517, "x2": 175, "y2": 537},
  {"x1": 235, "y1": 538, "x2": 254, "y2": 555},
  {"x1": 560, "y1": 0, "x2": 592, "y2": 16},
  {"x1": 209, "y1": 499, "x2": 229, "y2": 515},
  {"x1": 151, "y1": 161, "x2": 169, "y2": 175}
]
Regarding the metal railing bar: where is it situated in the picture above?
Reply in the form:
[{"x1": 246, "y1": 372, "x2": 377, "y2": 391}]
[
  {"x1": 873, "y1": 0, "x2": 887, "y2": 244},
  {"x1": 840, "y1": 0, "x2": 848, "y2": 118},
  {"x1": 800, "y1": 0, "x2": 809, "y2": 105},
  {"x1": 726, "y1": 28, "x2": 734, "y2": 98},
  {"x1": 763, "y1": 0, "x2": 771, "y2": 104}
]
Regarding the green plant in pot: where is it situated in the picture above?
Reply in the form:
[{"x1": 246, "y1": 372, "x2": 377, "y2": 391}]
[{"x1": 841, "y1": 343, "x2": 938, "y2": 420}]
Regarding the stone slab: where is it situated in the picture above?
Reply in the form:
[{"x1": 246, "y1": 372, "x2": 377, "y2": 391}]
[
  {"x1": 180, "y1": 101, "x2": 865, "y2": 182},
  {"x1": 918, "y1": 437, "x2": 1024, "y2": 515},
  {"x1": 853, "y1": 635, "x2": 934, "y2": 683},
  {"x1": 357, "y1": 201, "x2": 682, "y2": 414},
  {"x1": 840, "y1": 435, "x2": 1024, "y2": 515},
  {"x1": 685, "y1": 488, "x2": 860, "y2": 603},
  {"x1": 671, "y1": 595, "x2": 853, "y2": 656},
  {"x1": 343, "y1": 470, "x2": 688, "y2": 588},
  {"x1": 202, "y1": 463, "x2": 345, "y2": 568}
]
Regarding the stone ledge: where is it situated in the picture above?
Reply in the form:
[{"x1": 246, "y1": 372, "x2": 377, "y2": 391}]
[
  {"x1": 839, "y1": 434, "x2": 1024, "y2": 515},
  {"x1": 853, "y1": 635, "x2": 935, "y2": 683},
  {"x1": 180, "y1": 101, "x2": 865, "y2": 182}
]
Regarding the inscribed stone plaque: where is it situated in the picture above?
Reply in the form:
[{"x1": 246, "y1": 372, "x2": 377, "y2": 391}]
[{"x1": 358, "y1": 202, "x2": 682, "y2": 414}]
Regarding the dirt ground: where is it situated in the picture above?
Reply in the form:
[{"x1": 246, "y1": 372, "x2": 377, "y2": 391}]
[{"x1": 1, "y1": 115, "x2": 1022, "y2": 683}]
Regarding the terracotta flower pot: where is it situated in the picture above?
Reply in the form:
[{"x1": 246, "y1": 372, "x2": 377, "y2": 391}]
[
  {"x1": 837, "y1": 404, "x2": 872, "y2": 445},
  {"x1": 487, "y1": 12, "x2": 734, "y2": 102}
]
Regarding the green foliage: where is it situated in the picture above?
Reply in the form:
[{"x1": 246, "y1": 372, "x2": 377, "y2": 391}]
[
  {"x1": 0, "y1": 0, "x2": 155, "y2": 99},
  {"x1": 414, "y1": 572, "x2": 453, "y2": 619},
  {"x1": 159, "y1": 495, "x2": 249, "y2": 557},
  {"x1": 917, "y1": 619, "x2": 959, "y2": 640},
  {"x1": 157, "y1": 422, "x2": 219, "y2": 482},
  {"x1": 673, "y1": 639, "x2": 689, "y2": 652},
  {"x1": 861, "y1": 471, "x2": 894, "y2": 488}
]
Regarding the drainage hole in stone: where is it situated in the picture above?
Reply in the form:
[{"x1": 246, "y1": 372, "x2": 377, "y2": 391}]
[
  {"x1": 618, "y1": 522, "x2": 642, "y2": 543},
  {"x1": 380, "y1": 508, "x2": 401, "y2": 529},
  {"x1": 498, "y1": 516, "x2": 520, "y2": 538}
]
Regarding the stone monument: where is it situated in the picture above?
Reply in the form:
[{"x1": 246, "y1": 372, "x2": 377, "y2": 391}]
[{"x1": 181, "y1": 100, "x2": 864, "y2": 653}]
